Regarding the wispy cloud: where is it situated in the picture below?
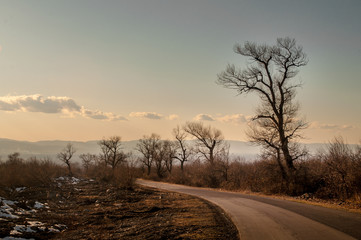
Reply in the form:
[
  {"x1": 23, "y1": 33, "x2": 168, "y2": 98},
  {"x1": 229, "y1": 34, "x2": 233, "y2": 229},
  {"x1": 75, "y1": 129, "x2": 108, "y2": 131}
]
[
  {"x1": 217, "y1": 114, "x2": 250, "y2": 124},
  {"x1": 129, "y1": 112, "x2": 163, "y2": 120},
  {"x1": 193, "y1": 114, "x2": 215, "y2": 121},
  {"x1": 0, "y1": 94, "x2": 127, "y2": 121},
  {"x1": 81, "y1": 108, "x2": 127, "y2": 121},
  {"x1": 167, "y1": 114, "x2": 179, "y2": 120},
  {"x1": 193, "y1": 113, "x2": 252, "y2": 124},
  {"x1": 310, "y1": 121, "x2": 355, "y2": 130}
]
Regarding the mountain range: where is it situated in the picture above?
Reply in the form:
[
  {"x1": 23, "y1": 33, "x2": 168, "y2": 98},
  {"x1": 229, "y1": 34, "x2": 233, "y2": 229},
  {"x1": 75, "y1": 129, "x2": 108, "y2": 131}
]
[{"x1": 0, "y1": 138, "x2": 338, "y2": 163}]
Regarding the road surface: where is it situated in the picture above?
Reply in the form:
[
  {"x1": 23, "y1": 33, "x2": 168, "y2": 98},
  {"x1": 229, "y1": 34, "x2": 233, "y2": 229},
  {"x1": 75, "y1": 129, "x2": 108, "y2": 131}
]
[{"x1": 137, "y1": 179, "x2": 361, "y2": 240}]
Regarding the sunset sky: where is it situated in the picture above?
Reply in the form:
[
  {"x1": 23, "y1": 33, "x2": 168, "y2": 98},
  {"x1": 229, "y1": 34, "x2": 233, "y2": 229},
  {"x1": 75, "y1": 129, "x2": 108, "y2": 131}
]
[{"x1": 0, "y1": 0, "x2": 360, "y2": 143}]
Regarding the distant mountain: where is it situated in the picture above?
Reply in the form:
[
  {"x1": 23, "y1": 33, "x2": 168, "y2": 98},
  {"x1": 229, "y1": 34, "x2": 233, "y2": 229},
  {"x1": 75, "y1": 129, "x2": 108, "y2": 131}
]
[
  {"x1": 0, "y1": 138, "x2": 352, "y2": 163},
  {"x1": 0, "y1": 138, "x2": 138, "y2": 163}
]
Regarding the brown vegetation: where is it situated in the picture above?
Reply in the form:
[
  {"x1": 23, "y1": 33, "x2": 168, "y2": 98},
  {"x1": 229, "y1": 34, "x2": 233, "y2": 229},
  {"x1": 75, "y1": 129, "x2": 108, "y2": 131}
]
[
  {"x1": 0, "y1": 147, "x2": 238, "y2": 239},
  {"x1": 150, "y1": 137, "x2": 361, "y2": 209}
]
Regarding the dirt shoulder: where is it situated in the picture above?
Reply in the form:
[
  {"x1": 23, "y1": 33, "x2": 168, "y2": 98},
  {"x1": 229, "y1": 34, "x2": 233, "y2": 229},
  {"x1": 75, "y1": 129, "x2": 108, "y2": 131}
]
[{"x1": 0, "y1": 177, "x2": 239, "y2": 239}]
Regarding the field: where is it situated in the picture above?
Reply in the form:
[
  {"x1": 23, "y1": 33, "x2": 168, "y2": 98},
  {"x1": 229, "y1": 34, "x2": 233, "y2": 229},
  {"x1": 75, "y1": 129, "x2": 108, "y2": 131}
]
[{"x1": 0, "y1": 176, "x2": 238, "y2": 240}]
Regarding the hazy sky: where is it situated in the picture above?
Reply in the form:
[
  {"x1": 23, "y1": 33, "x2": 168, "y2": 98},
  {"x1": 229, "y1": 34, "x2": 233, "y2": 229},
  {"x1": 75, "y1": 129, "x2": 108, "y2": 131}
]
[{"x1": 0, "y1": 0, "x2": 360, "y2": 143}]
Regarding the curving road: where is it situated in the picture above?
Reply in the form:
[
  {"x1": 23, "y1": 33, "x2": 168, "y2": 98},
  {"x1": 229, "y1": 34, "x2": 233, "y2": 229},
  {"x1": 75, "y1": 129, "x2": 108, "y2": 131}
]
[{"x1": 137, "y1": 179, "x2": 361, "y2": 240}]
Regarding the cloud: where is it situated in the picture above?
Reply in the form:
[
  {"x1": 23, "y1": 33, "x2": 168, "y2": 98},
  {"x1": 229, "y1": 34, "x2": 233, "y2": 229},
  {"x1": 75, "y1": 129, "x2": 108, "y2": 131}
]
[
  {"x1": 129, "y1": 112, "x2": 163, "y2": 120},
  {"x1": 217, "y1": 114, "x2": 250, "y2": 124},
  {"x1": 310, "y1": 122, "x2": 355, "y2": 130},
  {"x1": 193, "y1": 114, "x2": 215, "y2": 121},
  {"x1": 81, "y1": 108, "x2": 127, "y2": 121},
  {"x1": 0, "y1": 94, "x2": 81, "y2": 113},
  {"x1": 168, "y1": 114, "x2": 179, "y2": 120},
  {"x1": 193, "y1": 113, "x2": 251, "y2": 124},
  {"x1": 0, "y1": 94, "x2": 127, "y2": 121}
]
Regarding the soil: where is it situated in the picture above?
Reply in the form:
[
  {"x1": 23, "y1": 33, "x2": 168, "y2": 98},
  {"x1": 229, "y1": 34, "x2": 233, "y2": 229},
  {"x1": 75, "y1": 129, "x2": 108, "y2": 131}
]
[{"x1": 0, "y1": 177, "x2": 239, "y2": 239}]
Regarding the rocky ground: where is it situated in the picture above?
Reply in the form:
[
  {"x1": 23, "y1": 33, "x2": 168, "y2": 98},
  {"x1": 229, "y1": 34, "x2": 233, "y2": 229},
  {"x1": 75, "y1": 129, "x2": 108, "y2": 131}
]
[{"x1": 0, "y1": 177, "x2": 239, "y2": 240}]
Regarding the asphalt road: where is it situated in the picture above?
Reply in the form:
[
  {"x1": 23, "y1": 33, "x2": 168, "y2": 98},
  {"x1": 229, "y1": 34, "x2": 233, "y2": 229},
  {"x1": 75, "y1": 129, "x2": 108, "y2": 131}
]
[{"x1": 137, "y1": 179, "x2": 361, "y2": 240}]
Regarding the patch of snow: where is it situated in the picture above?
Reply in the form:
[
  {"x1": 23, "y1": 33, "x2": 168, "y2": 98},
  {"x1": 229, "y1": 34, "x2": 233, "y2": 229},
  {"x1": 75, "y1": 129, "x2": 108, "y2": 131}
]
[
  {"x1": 27, "y1": 220, "x2": 44, "y2": 227},
  {"x1": 54, "y1": 223, "x2": 67, "y2": 230},
  {"x1": 48, "y1": 227, "x2": 60, "y2": 232},
  {"x1": 71, "y1": 177, "x2": 80, "y2": 184},
  {"x1": 0, "y1": 202, "x2": 19, "y2": 219},
  {"x1": 11, "y1": 225, "x2": 36, "y2": 234},
  {"x1": 38, "y1": 226, "x2": 47, "y2": 231},
  {"x1": 15, "y1": 208, "x2": 32, "y2": 215},
  {"x1": 55, "y1": 176, "x2": 65, "y2": 181},
  {"x1": 15, "y1": 187, "x2": 26, "y2": 192},
  {"x1": 3, "y1": 237, "x2": 35, "y2": 240},
  {"x1": 33, "y1": 201, "x2": 45, "y2": 209},
  {"x1": 2, "y1": 199, "x2": 18, "y2": 205}
]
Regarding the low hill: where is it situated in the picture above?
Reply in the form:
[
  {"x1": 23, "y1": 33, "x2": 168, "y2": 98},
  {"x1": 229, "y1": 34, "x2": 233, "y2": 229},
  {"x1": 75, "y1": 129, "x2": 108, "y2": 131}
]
[{"x1": 0, "y1": 138, "x2": 342, "y2": 163}]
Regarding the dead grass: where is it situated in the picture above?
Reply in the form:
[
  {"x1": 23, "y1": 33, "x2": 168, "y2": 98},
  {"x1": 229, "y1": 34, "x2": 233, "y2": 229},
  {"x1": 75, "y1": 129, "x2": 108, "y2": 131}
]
[{"x1": 1, "y1": 177, "x2": 239, "y2": 239}]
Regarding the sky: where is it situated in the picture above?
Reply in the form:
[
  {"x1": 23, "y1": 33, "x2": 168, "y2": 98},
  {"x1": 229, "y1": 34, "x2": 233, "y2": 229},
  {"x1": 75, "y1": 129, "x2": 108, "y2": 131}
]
[{"x1": 0, "y1": 0, "x2": 360, "y2": 143}]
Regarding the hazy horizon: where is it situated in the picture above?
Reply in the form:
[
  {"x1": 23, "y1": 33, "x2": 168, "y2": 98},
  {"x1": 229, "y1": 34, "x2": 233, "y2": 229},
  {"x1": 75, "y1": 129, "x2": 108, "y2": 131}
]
[{"x1": 1, "y1": 1, "x2": 360, "y2": 144}]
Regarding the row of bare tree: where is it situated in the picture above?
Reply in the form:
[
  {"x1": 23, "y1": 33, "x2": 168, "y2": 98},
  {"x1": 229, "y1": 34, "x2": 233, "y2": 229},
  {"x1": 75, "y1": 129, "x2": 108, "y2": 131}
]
[{"x1": 135, "y1": 122, "x2": 230, "y2": 186}]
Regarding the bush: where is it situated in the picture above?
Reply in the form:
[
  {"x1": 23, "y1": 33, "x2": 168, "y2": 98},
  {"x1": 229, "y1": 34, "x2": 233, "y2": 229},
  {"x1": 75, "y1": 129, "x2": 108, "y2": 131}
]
[{"x1": 0, "y1": 155, "x2": 66, "y2": 189}]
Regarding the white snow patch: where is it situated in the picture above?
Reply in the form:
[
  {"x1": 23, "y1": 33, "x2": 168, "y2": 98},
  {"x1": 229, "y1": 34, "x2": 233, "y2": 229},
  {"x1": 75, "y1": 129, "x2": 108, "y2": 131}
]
[
  {"x1": 70, "y1": 177, "x2": 80, "y2": 184},
  {"x1": 11, "y1": 225, "x2": 36, "y2": 234},
  {"x1": 2, "y1": 199, "x2": 18, "y2": 205},
  {"x1": 48, "y1": 227, "x2": 60, "y2": 232},
  {"x1": 33, "y1": 201, "x2": 45, "y2": 209},
  {"x1": 54, "y1": 223, "x2": 67, "y2": 229},
  {"x1": 0, "y1": 201, "x2": 19, "y2": 219},
  {"x1": 15, "y1": 208, "x2": 32, "y2": 215},
  {"x1": 15, "y1": 187, "x2": 27, "y2": 192},
  {"x1": 27, "y1": 220, "x2": 44, "y2": 227},
  {"x1": 3, "y1": 237, "x2": 35, "y2": 240}
]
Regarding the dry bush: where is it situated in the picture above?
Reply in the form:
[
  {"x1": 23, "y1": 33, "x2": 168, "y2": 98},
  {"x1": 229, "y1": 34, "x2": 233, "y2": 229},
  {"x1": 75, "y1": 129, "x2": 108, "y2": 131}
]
[
  {"x1": 83, "y1": 160, "x2": 138, "y2": 189},
  {"x1": 155, "y1": 136, "x2": 361, "y2": 202},
  {"x1": 112, "y1": 164, "x2": 137, "y2": 189},
  {"x1": 309, "y1": 138, "x2": 361, "y2": 200},
  {"x1": 0, "y1": 155, "x2": 66, "y2": 189}
]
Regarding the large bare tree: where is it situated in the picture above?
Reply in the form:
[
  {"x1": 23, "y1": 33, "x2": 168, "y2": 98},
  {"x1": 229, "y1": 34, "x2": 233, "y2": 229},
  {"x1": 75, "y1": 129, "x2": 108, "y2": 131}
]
[
  {"x1": 57, "y1": 143, "x2": 76, "y2": 176},
  {"x1": 217, "y1": 37, "x2": 308, "y2": 183}
]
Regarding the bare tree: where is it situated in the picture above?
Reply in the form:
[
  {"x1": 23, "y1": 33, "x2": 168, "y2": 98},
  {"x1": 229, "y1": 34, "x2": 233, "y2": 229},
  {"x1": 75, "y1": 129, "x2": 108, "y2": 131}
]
[
  {"x1": 183, "y1": 121, "x2": 225, "y2": 165},
  {"x1": 136, "y1": 133, "x2": 161, "y2": 175},
  {"x1": 98, "y1": 136, "x2": 127, "y2": 171},
  {"x1": 79, "y1": 153, "x2": 98, "y2": 172},
  {"x1": 57, "y1": 143, "x2": 76, "y2": 176},
  {"x1": 183, "y1": 122, "x2": 228, "y2": 187},
  {"x1": 217, "y1": 37, "x2": 308, "y2": 183},
  {"x1": 173, "y1": 126, "x2": 192, "y2": 172},
  {"x1": 162, "y1": 140, "x2": 177, "y2": 174},
  {"x1": 216, "y1": 143, "x2": 231, "y2": 182},
  {"x1": 7, "y1": 152, "x2": 22, "y2": 164}
]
